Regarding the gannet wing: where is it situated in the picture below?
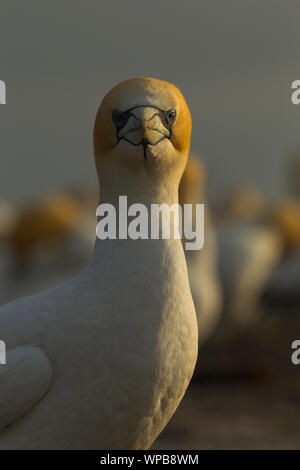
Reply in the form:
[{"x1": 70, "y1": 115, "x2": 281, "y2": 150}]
[
  {"x1": 0, "y1": 345, "x2": 53, "y2": 430},
  {"x1": 0, "y1": 294, "x2": 45, "y2": 349}
]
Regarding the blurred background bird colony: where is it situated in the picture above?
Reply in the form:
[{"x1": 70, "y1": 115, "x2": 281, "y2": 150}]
[{"x1": 1, "y1": 0, "x2": 300, "y2": 449}]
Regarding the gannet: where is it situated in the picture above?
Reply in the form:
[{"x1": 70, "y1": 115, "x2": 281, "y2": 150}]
[
  {"x1": 179, "y1": 155, "x2": 222, "y2": 345},
  {"x1": 0, "y1": 77, "x2": 198, "y2": 449},
  {"x1": 216, "y1": 185, "x2": 266, "y2": 226},
  {"x1": 0, "y1": 201, "x2": 18, "y2": 247},
  {"x1": 0, "y1": 201, "x2": 18, "y2": 281},
  {"x1": 289, "y1": 153, "x2": 300, "y2": 199},
  {"x1": 264, "y1": 201, "x2": 300, "y2": 307},
  {"x1": 8, "y1": 192, "x2": 95, "y2": 272},
  {"x1": 218, "y1": 198, "x2": 300, "y2": 326}
]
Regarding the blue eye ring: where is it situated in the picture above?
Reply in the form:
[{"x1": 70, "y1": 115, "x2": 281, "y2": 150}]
[
  {"x1": 165, "y1": 109, "x2": 177, "y2": 126},
  {"x1": 112, "y1": 109, "x2": 127, "y2": 127}
]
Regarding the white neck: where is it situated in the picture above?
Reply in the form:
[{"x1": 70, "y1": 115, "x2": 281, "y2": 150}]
[{"x1": 99, "y1": 172, "x2": 179, "y2": 208}]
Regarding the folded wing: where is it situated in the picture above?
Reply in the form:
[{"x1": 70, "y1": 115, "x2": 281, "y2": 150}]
[{"x1": 0, "y1": 345, "x2": 53, "y2": 430}]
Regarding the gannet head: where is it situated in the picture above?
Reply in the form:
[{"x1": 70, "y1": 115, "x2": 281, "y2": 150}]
[
  {"x1": 222, "y1": 185, "x2": 266, "y2": 222},
  {"x1": 93, "y1": 78, "x2": 192, "y2": 194},
  {"x1": 269, "y1": 201, "x2": 300, "y2": 254}
]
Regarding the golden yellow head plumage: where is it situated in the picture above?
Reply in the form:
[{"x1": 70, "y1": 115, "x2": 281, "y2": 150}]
[
  {"x1": 94, "y1": 78, "x2": 191, "y2": 155},
  {"x1": 269, "y1": 200, "x2": 300, "y2": 253},
  {"x1": 93, "y1": 78, "x2": 191, "y2": 188}
]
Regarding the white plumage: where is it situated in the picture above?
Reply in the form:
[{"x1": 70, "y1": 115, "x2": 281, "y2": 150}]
[{"x1": 0, "y1": 78, "x2": 198, "y2": 449}]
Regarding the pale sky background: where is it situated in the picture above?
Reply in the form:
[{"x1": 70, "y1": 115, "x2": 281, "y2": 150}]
[{"x1": 0, "y1": 1, "x2": 299, "y2": 203}]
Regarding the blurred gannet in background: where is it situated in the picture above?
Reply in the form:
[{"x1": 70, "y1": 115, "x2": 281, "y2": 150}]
[
  {"x1": 0, "y1": 191, "x2": 97, "y2": 307},
  {"x1": 6, "y1": 192, "x2": 96, "y2": 273},
  {"x1": 0, "y1": 78, "x2": 198, "y2": 449},
  {"x1": 0, "y1": 201, "x2": 19, "y2": 273},
  {"x1": 216, "y1": 185, "x2": 270, "y2": 325},
  {"x1": 263, "y1": 154, "x2": 300, "y2": 307},
  {"x1": 179, "y1": 154, "x2": 222, "y2": 345},
  {"x1": 288, "y1": 153, "x2": 300, "y2": 199},
  {"x1": 218, "y1": 190, "x2": 300, "y2": 326},
  {"x1": 263, "y1": 201, "x2": 300, "y2": 308},
  {"x1": 0, "y1": 201, "x2": 18, "y2": 246},
  {"x1": 216, "y1": 185, "x2": 266, "y2": 227}
]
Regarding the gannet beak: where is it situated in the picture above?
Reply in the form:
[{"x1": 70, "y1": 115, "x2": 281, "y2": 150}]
[{"x1": 112, "y1": 106, "x2": 176, "y2": 158}]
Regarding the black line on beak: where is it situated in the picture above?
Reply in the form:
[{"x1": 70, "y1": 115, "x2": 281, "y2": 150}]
[{"x1": 142, "y1": 138, "x2": 148, "y2": 160}]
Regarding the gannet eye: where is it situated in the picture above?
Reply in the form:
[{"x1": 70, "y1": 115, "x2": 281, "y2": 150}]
[
  {"x1": 112, "y1": 109, "x2": 127, "y2": 128},
  {"x1": 164, "y1": 109, "x2": 177, "y2": 126}
]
